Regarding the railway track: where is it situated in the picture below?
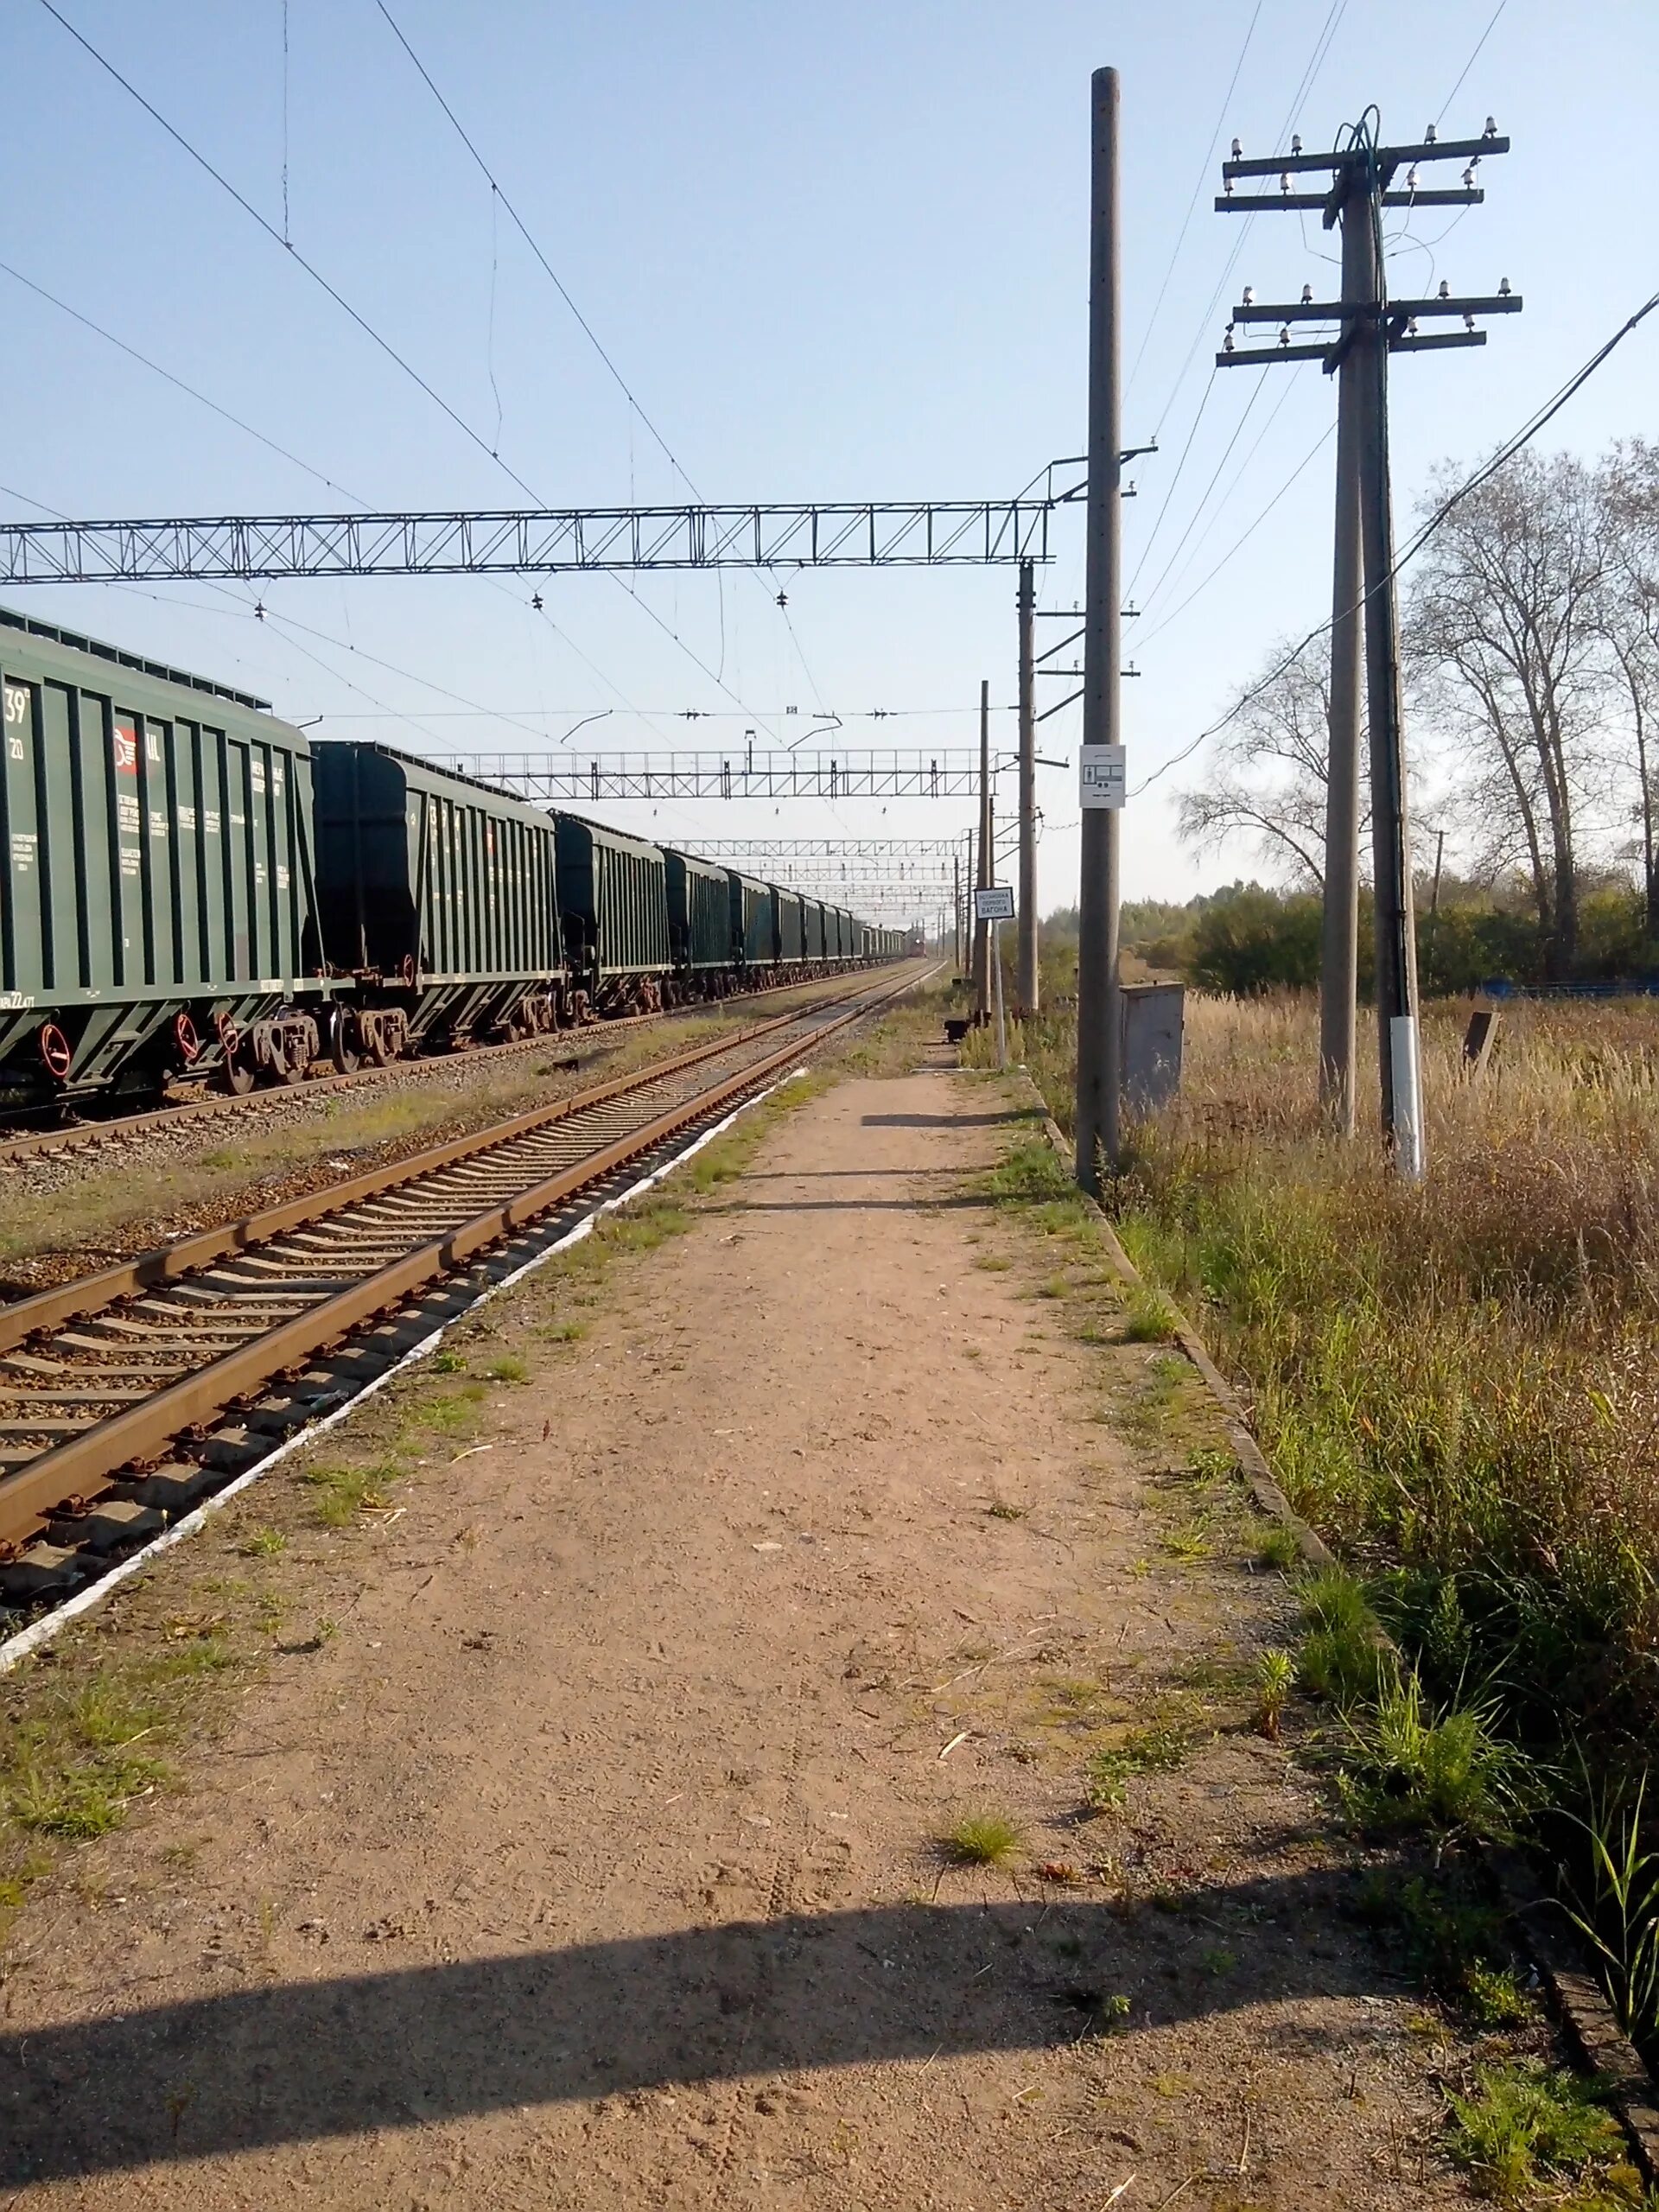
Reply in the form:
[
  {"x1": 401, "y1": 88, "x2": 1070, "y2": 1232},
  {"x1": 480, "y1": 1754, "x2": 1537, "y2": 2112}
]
[
  {"x1": 0, "y1": 966, "x2": 875, "y2": 1168},
  {"x1": 0, "y1": 963, "x2": 927, "y2": 1620}
]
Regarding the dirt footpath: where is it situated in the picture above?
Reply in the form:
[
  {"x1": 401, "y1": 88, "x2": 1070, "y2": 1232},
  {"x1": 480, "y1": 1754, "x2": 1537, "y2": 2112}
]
[{"x1": 1, "y1": 1061, "x2": 1472, "y2": 2209}]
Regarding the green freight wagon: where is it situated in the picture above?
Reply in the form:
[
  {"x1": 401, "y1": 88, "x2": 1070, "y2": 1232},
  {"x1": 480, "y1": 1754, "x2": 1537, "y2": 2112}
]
[
  {"x1": 663, "y1": 844, "x2": 732, "y2": 990},
  {"x1": 773, "y1": 886, "x2": 807, "y2": 966},
  {"x1": 554, "y1": 814, "x2": 671, "y2": 1014},
  {"x1": 727, "y1": 869, "x2": 775, "y2": 973},
  {"x1": 312, "y1": 741, "x2": 563, "y2": 1058},
  {"x1": 804, "y1": 893, "x2": 831, "y2": 964},
  {"x1": 0, "y1": 607, "x2": 327, "y2": 1106}
]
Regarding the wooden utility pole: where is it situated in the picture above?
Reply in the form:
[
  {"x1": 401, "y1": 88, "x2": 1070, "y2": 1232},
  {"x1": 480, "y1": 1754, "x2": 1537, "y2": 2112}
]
[
  {"x1": 1318, "y1": 178, "x2": 1370, "y2": 1138},
  {"x1": 1015, "y1": 558, "x2": 1039, "y2": 1016},
  {"x1": 972, "y1": 678, "x2": 991, "y2": 1017},
  {"x1": 1215, "y1": 112, "x2": 1517, "y2": 1176},
  {"x1": 1074, "y1": 63, "x2": 1124, "y2": 1196},
  {"x1": 952, "y1": 848, "x2": 963, "y2": 974}
]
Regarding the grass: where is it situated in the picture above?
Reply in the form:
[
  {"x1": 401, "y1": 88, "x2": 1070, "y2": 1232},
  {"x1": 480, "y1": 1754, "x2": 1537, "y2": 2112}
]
[
  {"x1": 942, "y1": 1812, "x2": 1024, "y2": 1867},
  {"x1": 990, "y1": 956, "x2": 1659, "y2": 2040},
  {"x1": 482, "y1": 1353, "x2": 529, "y2": 1383},
  {"x1": 1339, "y1": 1669, "x2": 1528, "y2": 1840},
  {"x1": 1251, "y1": 1519, "x2": 1304, "y2": 1571},
  {"x1": 1084, "y1": 1720, "x2": 1194, "y2": 1812},
  {"x1": 1446, "y1": 2062, "x2": 1632, "y2": 2205},
  {"x1": 302, "y1": 1459, "x2": 398, "y2": 1528},
  {"x1": 1253, "y1": 1649, "x2": 1294, "y2": 1740},
  {"x1": 1357, "y1": 1865, "x2": 1532, "y2": 2029},
  {"x1": 2, "y1": 1621, "x2": 244, "y2": 1915},
  {"x1": 1122, "y1": 1282, "x2": 1181, "y2": 1344}
]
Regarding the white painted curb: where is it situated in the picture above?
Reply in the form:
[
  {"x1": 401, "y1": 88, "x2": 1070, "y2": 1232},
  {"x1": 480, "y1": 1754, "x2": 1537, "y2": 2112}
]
[{"x1": 0, "y1": 1066, "x2": 808, "y2": 1676}]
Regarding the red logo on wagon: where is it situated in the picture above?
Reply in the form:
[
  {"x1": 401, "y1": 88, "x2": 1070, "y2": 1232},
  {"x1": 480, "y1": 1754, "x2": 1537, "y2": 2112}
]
[{"x1": 112, "y1": 721, "x2": 138, "y2": 774}]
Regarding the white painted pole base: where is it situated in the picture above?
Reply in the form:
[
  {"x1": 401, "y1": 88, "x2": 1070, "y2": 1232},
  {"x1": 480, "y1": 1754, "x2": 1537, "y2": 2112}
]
[{"x1": 1389, "y1": 1013, "x2": 1425, "y2": 1181}]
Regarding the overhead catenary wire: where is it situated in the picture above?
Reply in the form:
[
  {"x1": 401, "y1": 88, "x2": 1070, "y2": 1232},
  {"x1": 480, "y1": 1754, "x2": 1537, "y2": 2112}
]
[
  {"x1": 35, "y1": 0, "x2": 796, "y2": 762},
  {"x1": 1128, "y1": 283, "x2": 1659, "y2": 797},
  {"x1": 372, "y1": 0, "x2": 830, "y2": 734},
  {"x1": 0, "y1": 258, "x2": 366, "y2": 505}
]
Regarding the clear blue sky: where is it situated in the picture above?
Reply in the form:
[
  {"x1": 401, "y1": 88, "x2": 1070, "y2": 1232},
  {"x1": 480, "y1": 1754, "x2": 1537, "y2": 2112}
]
[{"x1": 2, "y1": 0, "x2": 1653, "y2": 924}]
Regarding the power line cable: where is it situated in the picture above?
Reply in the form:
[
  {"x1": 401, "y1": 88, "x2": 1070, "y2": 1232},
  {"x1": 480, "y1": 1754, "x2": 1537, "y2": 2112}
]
[
  {"x1": 1124, "y1": 0, "x2": 1263, "y2": 405},
  {"x1": 1126, "y1": 367, "x2": 1219, "y2": 597},
  {"x1": 1134, "y1": 370, "x2": 1274, "y2": 619},
  {"x1": 1437, "y1": 0, "x2": 1508, "y2": 127},
  {"x1": 372, "y1": 0, "x2": 693, "y2": 494},
  {"x1": 1129, "y1": 283, "x2": 1659, "y2": 796},
  {"x1": 1136, "y1": 416, "x2": 1336, "y2": 647}
]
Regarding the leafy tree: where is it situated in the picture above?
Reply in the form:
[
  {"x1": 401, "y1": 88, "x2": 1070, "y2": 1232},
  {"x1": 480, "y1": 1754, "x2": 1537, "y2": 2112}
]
[
  {"x1": 1408, "y1": 450, "x2": 1608, "y2": 976},
  {"x1": 1176, "y1": 632, "x2": 1361, "y2": 888},
  {"x1": 1187, "y1": 885, "x2": 1323, "y2": 994}
]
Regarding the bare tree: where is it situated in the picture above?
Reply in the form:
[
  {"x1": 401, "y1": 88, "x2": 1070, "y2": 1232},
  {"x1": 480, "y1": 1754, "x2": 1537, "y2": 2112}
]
[
  {"x1": 1601, "y1": 440, "x2": 1659, "y2": 935},
  {"x1": 1177, "y1": 633, "x2": 1364, "y2": 888},
  {"x1": 1408, "y1": 448, "x2": 1607, "y2": 975}
]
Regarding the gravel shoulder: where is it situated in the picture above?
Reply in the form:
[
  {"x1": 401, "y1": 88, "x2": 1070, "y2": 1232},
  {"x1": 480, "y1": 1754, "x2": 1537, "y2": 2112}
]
[{"x1": 0, "y1": 1045, "x2": 1535, "y2": 2207}]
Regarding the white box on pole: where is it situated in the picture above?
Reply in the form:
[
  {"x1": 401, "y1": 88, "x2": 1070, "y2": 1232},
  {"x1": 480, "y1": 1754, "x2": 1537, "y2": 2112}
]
[
  {"x1": 973, "y1": 885, "x2": 1015, "y2": 921},
  {"x1": 1079, "y1": 743, "x2": 1127, "y2": 809}
]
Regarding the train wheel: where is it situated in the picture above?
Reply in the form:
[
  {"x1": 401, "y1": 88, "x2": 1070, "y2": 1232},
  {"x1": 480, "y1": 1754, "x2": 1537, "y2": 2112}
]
[
  {"x1": 328, "y1": 1007, "x2": 362, "y2": 1075},
  {"x1": 364, "y1": 1019, "x2": 394, "y2": 1067}
]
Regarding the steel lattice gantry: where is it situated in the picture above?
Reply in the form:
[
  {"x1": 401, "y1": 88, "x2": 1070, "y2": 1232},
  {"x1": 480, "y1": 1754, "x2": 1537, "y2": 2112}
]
[
  {"x1": 691, "y1": 839, "x2": 967, "y2": 861},
  {"x1": 435, "y1": 751, "x2": 991, "y2": 800},
  {"x1": 0, "y1": 499, "x2": 1053, "y2": 584}
]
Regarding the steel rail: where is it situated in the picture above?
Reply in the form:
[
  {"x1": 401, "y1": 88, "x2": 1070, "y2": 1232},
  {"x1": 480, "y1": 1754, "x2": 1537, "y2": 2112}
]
[
  {"x1": 0, "y1": 966, "x2": 875, "y2": 1166},
  {"x1": 0, "y1": 981, "x2": 878, "y2": 1357},
  {"x1": 0, "y1": 966, "x2": 922, "y2": 1553}
]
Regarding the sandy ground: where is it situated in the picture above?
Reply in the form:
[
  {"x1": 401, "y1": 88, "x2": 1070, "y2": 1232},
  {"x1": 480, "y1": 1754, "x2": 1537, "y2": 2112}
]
[{"x1": 1, "y1": 1056, "x2": 1476, "y2": 2209}]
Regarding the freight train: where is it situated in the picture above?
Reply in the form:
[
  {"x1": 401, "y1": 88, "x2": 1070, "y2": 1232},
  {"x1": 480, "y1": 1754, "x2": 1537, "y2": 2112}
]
[{"x1": 0, "y1": 609, "x2": 905, "y2": 1111}]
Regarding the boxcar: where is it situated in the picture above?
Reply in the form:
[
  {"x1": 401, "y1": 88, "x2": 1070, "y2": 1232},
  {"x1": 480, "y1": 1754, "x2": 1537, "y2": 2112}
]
[
  {"x1": 663, "y1": 844, "x2": 732, "y2": 991},
  {"x1": 0, "y1": 607, "x2": 327, "y2": 1106},
  {"x1": 554, "y1": 814, "x2": 671, "y2": 1014},
  {"x1": 728, "y1": 869, "x2": 775, "y2": 973},
  {"x1": 773, "y1": 886, "x2": 807, "y2": 967},
  {"x1": 804, "y1": 898, "x2": 829, "y2": 965},
  {"x1": 312, "y1": 741, "x2": 563, "y2": 1058}
]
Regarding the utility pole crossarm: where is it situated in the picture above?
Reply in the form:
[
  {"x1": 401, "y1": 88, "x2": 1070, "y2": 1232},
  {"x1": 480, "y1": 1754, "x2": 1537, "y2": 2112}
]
[
  {"x1": 1230, "y1": 294, "x2": 1522, "y2": 321},
  {"x1": 1217, "y1": 189, "x2": 1482, "y2": 213},
  {"x1": 1220, "y1": 133, "x2": 1510, "y2": 181}
]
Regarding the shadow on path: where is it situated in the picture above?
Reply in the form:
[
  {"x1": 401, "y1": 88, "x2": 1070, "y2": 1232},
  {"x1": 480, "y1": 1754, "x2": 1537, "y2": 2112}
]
[{"x1": 3, "y1": 1875, "x2": 1395, "y2": 2182}]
